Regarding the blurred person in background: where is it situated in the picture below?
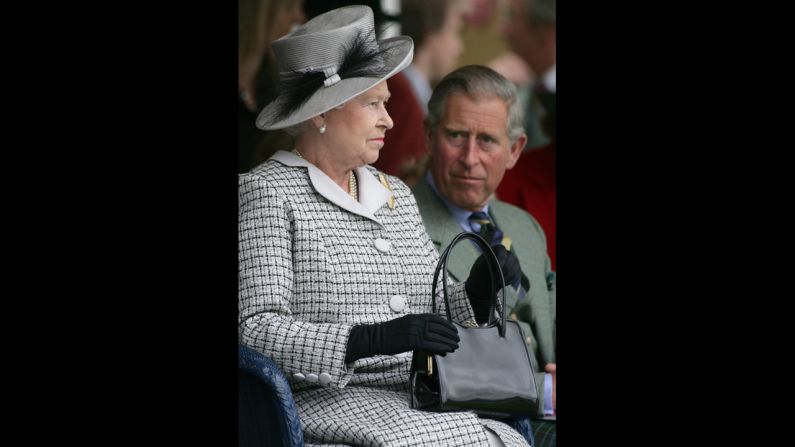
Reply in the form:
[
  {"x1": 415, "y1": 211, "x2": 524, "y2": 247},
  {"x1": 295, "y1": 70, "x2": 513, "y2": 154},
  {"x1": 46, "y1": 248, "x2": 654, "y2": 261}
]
[
  {"x1": 500, "y1": 0, "x2": 555, "y2": 150},
  {"x1": 239, "y1": 0, "x2": 306, "y2": 172},
  {"x1": 496, "y1": 0, "x2": 556, "y2": 270}
]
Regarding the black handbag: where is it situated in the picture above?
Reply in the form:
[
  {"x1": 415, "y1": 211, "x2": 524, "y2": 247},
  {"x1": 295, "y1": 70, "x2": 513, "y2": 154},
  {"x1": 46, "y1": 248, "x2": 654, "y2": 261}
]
[{"x1": 409, "y1": 232, "x2": 538, "y2": 419}]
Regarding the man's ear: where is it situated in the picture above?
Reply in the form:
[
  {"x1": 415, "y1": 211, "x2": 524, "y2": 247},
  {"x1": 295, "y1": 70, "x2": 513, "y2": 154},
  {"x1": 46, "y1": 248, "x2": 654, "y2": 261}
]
[{"x1": 506, "y1": 133, "x2": 527, "y2": 170}]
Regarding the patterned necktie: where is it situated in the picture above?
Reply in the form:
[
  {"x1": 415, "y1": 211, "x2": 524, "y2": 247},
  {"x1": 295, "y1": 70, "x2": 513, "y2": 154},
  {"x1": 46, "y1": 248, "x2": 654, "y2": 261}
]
[{"x1": 468, "y1": 211, "x2": 511, "y2": 250}]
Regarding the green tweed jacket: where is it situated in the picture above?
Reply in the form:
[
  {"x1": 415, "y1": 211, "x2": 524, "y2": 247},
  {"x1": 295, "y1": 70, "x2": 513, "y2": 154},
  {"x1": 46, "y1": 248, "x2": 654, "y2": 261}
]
[{"x1": 413, "y1": 178, "x2": 556, "y2": 415}]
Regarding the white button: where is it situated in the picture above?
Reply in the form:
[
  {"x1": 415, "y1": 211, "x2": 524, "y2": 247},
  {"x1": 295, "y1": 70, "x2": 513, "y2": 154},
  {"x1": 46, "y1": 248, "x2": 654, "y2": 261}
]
[
  {"x1": 293, "y1": 373, "x2": 305, "y2": 380},
  {"x1": 374, "y1": 238, "x2": 392, "y2": 253},
  {"x1": 319, "y1": 373, "x2": 332, "y2": 385},
  {"x1": 389, "y1": 295, "x2": 406, "y2": 312},
  {"x1": 305, "y1": 373, "x2": 319, "y2": 383}
]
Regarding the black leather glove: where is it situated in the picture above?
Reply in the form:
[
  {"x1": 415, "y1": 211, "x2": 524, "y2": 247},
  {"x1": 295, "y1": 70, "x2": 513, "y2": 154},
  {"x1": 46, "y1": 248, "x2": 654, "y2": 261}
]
[
  {"x1": 465, "y1": 244, "x2": 521, "y2": 324},
  {"x1": 345, "y1": 314, "x2": 460, "y2": 363}
]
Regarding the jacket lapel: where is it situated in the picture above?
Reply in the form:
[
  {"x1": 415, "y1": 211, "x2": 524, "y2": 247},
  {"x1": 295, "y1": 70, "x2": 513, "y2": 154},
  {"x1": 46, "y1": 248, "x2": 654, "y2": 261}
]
[
  {"x1": 491, "y1": 201, "x2": 535, "y2": 281},
  {"x1": 271, "y1": 150, "x2": 391, "y2": 225},
  {"x1": 413, "y1": 179, "x2": 480, "y2": 282}
]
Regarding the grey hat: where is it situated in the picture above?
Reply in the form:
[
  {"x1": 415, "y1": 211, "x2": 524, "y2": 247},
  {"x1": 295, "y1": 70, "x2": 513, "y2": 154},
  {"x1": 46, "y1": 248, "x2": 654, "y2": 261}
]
[{"x1": 256, "y1": 5, "x2": 414, "y2": 130}]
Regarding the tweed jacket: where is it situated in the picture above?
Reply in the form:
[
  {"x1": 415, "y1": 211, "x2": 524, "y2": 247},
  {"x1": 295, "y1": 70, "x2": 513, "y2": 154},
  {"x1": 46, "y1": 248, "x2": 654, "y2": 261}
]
[
  {"x1": 412, "y1": 177, "x2": 557, "y2": 416},
  {"x1": 239, "y1": 150, "x2": 530, "y2": 446}
]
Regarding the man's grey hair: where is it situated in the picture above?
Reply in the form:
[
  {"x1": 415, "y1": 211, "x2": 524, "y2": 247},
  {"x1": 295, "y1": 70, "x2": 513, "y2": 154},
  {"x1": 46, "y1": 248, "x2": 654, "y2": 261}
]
[{"x1": 425, "y1": 65, "x2": 525, "y2": 144}]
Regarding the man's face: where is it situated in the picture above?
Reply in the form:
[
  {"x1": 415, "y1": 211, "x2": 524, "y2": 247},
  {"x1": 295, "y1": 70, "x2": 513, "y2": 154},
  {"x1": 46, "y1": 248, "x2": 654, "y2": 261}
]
[{"x1": 427, "y1": 93, "x2": 525, "y2": 211}]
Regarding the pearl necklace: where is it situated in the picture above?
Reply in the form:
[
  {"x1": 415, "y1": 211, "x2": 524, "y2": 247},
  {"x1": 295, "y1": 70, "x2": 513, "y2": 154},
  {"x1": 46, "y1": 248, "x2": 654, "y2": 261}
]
[
  {"x1": 293, "y1": 149, "x2": 358, "y2": 201},
  {"x1": 348, "y1": 168, "x2": 358, "y2": 201}
]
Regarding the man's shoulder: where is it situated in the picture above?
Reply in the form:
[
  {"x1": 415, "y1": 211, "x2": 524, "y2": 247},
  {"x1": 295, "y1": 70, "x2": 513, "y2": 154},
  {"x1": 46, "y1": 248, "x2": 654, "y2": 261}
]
[
  {"x1": 410, "y1": 177, "x2": 438, "y2": 207},
  {"x1": 410, "y1": 179, "x2": 456, "y2": 241},
  {"x1": 491, "y1": 198, "x2": 535, "y2": 221},
  {"x1": 491, "y1": 198, "x2": 545, "y2": 237}
]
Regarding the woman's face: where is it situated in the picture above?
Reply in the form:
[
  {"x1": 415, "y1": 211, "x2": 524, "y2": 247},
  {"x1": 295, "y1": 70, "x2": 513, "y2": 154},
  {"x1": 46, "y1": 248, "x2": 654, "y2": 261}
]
[{"x1": 322, "y1": 81, "x2": 394, "y2": 168}]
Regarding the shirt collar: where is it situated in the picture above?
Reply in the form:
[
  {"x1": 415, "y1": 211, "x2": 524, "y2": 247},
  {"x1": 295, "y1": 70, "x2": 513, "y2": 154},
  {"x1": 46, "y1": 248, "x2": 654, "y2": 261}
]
[{"x1": 270, "y1": 150, "x2": 393, "y2": 225}]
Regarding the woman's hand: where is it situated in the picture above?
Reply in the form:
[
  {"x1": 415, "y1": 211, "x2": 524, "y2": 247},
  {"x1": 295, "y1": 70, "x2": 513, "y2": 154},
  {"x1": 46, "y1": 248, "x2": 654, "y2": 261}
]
[{"x1": 346, "y1": 314, "x2": 460, "y2": 363}]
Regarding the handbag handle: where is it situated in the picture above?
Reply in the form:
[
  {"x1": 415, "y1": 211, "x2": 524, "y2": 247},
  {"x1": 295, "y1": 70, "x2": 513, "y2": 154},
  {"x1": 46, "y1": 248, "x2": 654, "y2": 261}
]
[{"x1": 431, "y1": 232, "x2": 507, "y2": 338}]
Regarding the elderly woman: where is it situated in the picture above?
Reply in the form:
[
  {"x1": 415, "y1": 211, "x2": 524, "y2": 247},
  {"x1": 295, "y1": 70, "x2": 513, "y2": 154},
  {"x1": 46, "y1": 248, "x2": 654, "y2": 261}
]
[{"x1": 239, "y1": 6, "x2": 529, "y2": 446}]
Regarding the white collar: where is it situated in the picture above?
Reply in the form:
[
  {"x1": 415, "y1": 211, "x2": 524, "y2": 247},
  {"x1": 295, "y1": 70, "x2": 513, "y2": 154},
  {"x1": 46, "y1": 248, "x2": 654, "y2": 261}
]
[{"x1": 270, "y1": 150, "x2": 393, "y2": 225}]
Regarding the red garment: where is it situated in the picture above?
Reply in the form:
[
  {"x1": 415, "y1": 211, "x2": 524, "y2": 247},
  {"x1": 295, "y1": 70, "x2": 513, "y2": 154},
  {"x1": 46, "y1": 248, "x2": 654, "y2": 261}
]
[
  {"x1": 496, "y1": 144, "x2": 556, "y2": 270},
  {"x1": 373, "y1": 72, "x2": 428, "y2": 182}
]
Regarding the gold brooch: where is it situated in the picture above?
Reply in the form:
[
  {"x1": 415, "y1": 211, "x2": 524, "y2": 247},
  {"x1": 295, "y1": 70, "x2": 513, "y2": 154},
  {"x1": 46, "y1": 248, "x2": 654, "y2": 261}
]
[{"x1": 378, "y1": 173, "x2": 396, "y2": 210}]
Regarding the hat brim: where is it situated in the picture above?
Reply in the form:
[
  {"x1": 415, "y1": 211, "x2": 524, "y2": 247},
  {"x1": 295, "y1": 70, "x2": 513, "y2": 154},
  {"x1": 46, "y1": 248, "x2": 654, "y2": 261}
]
[{"x1": 256, "y1": 36, "x2": 413, "y2": 130}]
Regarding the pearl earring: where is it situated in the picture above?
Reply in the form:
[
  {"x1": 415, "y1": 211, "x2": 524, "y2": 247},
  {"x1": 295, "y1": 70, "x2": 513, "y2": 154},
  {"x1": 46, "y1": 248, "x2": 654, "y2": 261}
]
[{"x1": 319, "y1": 124, "x2": 327, "y2": 134}]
